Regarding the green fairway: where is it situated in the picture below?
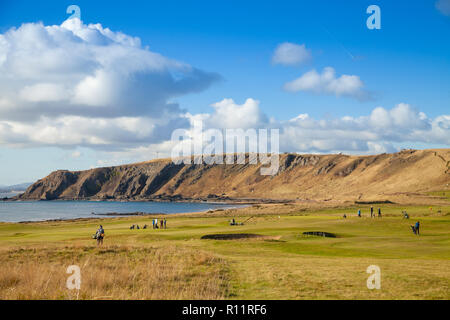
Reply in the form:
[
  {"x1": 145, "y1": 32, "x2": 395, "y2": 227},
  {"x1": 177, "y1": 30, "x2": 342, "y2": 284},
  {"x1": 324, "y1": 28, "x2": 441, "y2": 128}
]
[{"x1": 0, "y1": 204, "x2": 449, "y2": 299}]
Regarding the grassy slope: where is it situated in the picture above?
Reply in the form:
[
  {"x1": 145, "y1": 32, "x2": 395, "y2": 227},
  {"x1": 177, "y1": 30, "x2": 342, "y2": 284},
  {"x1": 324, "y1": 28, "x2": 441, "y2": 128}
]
[{"x1": 0, "y1": 204, "x2": 449, "y2": 299}]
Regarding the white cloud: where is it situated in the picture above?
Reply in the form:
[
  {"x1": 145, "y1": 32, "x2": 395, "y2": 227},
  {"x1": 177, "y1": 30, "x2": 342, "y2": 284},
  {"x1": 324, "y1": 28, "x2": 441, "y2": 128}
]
[
  {"x1": 272, "y1": 42, "x2": 311, "y2": 66},
  {"x1": 0, "y1": 18, "x2": 220, "y2": 150},
  {"x1": 91, "y1": 101, "x2": 450, "y2": 160},
  {"x1": 0, "y1": 19, "x2": 448, "y2": 163},
  {"x1": 284, "y1": 67, "x2": 369, "y2": 100},
  {"x1": 208, "y1": 98, "x2": 268, "y2": 129},
  {"x1": 436, "y1": 0, "x2": 450, "y2": 16},
  {"x1": 280, "y1": 103, "x2": 450, "y2": 154},
  {"x1": 1, "y1": 89, "x2": 448, "y2": 157},
  {"x1": 20, "y1": 83, "x2": 69, "y2": 102},
  {"x1": 0, "y1": 18, "x2": 219, "y2": 120},
  {"x1": 369, "y1": 103, "x2": 428, "y2": 130},
  {"x1": 0, "y1": 114, "x2": 187, "y2": 150}
]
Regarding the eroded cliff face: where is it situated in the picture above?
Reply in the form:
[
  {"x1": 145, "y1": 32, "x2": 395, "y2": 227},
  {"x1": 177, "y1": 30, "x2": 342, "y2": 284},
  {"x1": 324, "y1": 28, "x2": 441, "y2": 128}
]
[{"x1": 18, "y1": 149, "x2": 450, "y2": 202}]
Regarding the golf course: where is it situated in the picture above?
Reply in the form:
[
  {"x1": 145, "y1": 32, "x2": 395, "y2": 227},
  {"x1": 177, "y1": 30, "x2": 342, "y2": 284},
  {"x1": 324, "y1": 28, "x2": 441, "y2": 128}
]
[{"x1": 1, "y1": 202, "x2": 449, "y2": 300}]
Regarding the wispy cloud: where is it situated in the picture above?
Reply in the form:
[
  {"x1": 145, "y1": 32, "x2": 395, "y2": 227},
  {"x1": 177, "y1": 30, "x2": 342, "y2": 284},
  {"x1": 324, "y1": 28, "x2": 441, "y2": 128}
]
[{"x1": 436, "y1": 0, "x2": 450, "y2": 16}]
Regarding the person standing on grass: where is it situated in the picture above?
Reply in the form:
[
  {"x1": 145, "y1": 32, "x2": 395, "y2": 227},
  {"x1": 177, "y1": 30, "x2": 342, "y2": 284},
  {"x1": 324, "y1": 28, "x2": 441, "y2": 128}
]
[
  {"x1": 164, "y1": 218, "x2": 167, "y2": 229},
  {"x1": 358, "y1": 209, "x2": 361, "y2": 217},
  {"x1": 378, "y1": 208, "x2": 382, "y2": 218},
  {"x1": 370, "y1": 206, "x2": 374, "y2": 218},
  {"x1": 415, "y1": 221, "x2": 420, "y2": 235},
  {"x1": 96, "y1": 225, "x2": 105, "y2": 246}
]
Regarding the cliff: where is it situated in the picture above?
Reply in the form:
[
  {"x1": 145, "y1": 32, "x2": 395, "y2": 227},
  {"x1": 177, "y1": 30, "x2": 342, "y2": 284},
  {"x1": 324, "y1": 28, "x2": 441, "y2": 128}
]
[{"x1": 18, "y1": 149, "x2": 450, "y2": 203}]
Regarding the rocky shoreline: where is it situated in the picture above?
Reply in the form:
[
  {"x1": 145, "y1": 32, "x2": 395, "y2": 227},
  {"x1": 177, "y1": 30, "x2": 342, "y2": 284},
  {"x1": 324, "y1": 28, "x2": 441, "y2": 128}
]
[{"x1": 3, "y1": 194, "x2": 293, "y2": 204}]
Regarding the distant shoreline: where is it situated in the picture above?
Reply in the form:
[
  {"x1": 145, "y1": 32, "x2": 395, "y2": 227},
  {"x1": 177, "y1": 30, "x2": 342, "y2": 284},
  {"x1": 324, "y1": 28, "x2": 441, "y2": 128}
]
[
  {"x1": 2, "y1": 196, "x2": 291, "y2": 205},
  {"x1": 0, "y1": 192, "x2": 23, "y2": 199},
  {"x1": 14, "y1": 206, "x2": 250, "y2": 224},
  {"x1": 0, "y1": 200, "x2": 250, "y2": 224}
]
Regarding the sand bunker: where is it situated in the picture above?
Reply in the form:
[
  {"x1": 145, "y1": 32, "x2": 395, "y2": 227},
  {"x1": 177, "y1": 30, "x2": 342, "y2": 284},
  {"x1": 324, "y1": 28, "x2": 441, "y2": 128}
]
[
  {"x1": 201, "y1": 233, "x2": 280, "y2": 240},
  {"x1": 302, "y1": 231, "x2": 337, "y2": 238}
]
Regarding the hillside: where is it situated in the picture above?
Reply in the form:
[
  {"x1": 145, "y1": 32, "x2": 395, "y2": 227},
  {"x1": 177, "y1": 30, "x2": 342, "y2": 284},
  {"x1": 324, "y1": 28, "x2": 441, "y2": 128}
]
[{"x1": 17, "y1": 149, "x2": 450, "y2": 204}]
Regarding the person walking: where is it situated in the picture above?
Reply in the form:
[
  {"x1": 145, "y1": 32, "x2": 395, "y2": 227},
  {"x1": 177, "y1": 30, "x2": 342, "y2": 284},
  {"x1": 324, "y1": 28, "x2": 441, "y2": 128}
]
[
  {"x1": 163, "y1": 218, "x2": 167, "y2": 229},
  {"x1": 95, "y1": 225, "x2": 105, "y2": 246},
  {"x1": 358, "y1": 209, "x2": 361, "y2": 217},
  {"x1": 370, "y1": 206, "x2": 374, "y2": 218},
  {"x1": 378, "y1": 208, "x2": 381, "y2": 218}
]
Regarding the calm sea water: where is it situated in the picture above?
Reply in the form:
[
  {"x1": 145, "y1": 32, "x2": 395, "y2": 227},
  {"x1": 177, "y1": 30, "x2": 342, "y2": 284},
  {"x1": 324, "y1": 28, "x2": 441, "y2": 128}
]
[{"x1": 0, "y1": 200, "x2": 243, "y2": 222}]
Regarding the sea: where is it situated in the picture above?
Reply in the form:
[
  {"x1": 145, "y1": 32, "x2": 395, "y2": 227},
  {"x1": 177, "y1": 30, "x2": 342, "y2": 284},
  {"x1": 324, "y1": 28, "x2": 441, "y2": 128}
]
[{"x1": 0, "y1": 197, "x2": 244, "y2": 223}]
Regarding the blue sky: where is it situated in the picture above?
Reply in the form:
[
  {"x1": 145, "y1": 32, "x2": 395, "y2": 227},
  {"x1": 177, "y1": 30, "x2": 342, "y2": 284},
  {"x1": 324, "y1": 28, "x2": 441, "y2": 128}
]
[{"x1": 0, "y1": 0, "x2": 449, "y2": 185}]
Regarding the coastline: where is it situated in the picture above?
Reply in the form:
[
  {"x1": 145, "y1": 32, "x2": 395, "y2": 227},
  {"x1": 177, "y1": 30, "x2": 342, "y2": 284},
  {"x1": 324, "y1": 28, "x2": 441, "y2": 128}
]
[
  {"x1": 0, "y1": 200, "x2": 251, "y2": 224},
  {"x1": 3, "y1": 195, "x2": 292, "y2": 205},
  {"x1": 13, "y1": 206, "x2": 250, "y2": 224}
]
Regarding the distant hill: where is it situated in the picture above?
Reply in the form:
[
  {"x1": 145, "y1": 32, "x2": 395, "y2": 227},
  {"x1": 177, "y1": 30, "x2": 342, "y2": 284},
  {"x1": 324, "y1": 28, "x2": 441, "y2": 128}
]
[
  {"x1": 18, "y1": 149, "x2": 450, "y2": 204},
  {"x1": 0, "y1": 182, "x2": 33, "y2": 193}
]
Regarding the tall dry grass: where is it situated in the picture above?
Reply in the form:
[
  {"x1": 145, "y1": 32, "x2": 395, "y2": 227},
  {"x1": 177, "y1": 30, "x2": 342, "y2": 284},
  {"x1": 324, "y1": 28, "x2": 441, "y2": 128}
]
[{"x1": 0, "y1": 244, "x2": 229, "y2": 299}]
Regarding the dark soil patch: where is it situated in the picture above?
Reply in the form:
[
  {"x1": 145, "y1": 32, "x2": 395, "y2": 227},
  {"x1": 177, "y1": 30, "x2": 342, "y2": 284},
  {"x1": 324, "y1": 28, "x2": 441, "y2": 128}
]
[
  {"x1": 355, "y1": 200, "x2": 394, "y2": 204},
  {"x1": 201, "y1": 233, "x2": 280, "y2": 240},
  {"x1": 302, "y1": 231, "x2": 337, "y2": 238}
]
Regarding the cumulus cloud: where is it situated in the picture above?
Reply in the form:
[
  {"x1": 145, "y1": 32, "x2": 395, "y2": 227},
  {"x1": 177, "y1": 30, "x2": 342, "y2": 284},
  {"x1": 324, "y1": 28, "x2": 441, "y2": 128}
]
[
  {"x1": 0, "y1": 19, "x2": 449, "y2": 163},
  {"x1": 272, "y1": 42, "x2": 311, "y2": 66},
  {"x1": 117, "y1": 101, "x2": 450, "y2": 159},
  {"x1": 207, "y1": 98, "x2": 269, "y2": 129},
  {"x1": 166, "y1": 100, "x2": 449, "y2": 156},
  {"x1": 280, "y1": 103, "x2": 449, "y2": 154},
  {"x1": 436, "y1": 0, "x2": 450, "y2": 16},
  {"x1": 284, "y1": 67, "x2": 370, "y2": 101},
  {"x1": 0, "y1": 19, "x2": 219, "y2": 115},
  {"x1": 19, "y1": 83, "x2": 69, "y2": 102},
  {"x1": 0, "y1": 18, "x2": 220, "y2": 150},
  {"x1": 0, "y1": 113, "x2": 190, "y2": 151}
]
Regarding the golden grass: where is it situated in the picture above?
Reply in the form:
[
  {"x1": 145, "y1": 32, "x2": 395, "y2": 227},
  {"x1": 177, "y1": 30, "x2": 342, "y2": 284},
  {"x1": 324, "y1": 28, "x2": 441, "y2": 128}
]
[
  {"x1": 0, "y1": 244, "x2": 228, "y2": 300},
  {"x1": 0, "y1": 203, "x2": 449, "y2": 300}
]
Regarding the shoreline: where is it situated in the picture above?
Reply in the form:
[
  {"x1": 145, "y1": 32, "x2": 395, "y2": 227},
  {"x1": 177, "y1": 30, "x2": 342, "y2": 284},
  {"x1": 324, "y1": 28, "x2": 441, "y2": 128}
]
[
  {"x1": 16, "y1": 213, "x2": 170, "y2": 224},
  {"x1": 0, "y1": 202, "x2": 251, "y2": 224},
  {"x1": 2, "y1": 196, "x2": 292, "y2": 205},
  {"x1": 13, "y1": 207, "x2": 249, "y2": 224}
]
